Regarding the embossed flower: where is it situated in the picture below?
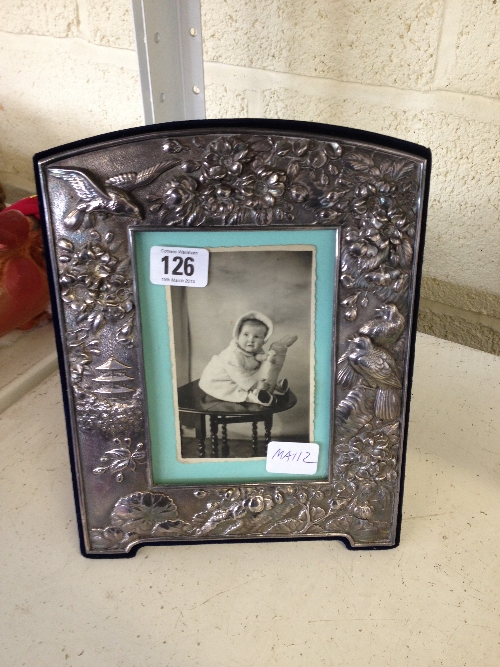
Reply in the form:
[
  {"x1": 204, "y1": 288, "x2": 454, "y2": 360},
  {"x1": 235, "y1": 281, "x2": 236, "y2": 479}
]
[
  {"x1": 353, "y1": 504, "x2": 374, "y2": 520},
  {"x1": 342, "y1": 225, "x2": 389, "y2": 274},
  {"x1": 218, "y1": 487, "x2": 274, "y2": 517},
  {"x1": 199, "y1": 183, "x2": 236, "y2": 218},
  {"x1": 93, "y1": 439, "x2": 146, "y2": 482},
  {"x1": 294, "y1": 140, "x2": 343, "y2": 195},
  {"x1": 349, "y1": 168, "x2": 416, "y2": 270},
  {"x1": 201, "y1": 138, "x2": 250, "y2": 180},
  {"x1": 59, "y1": 235, "x2": 133, "y2": 330},
  {"x1": 351, "y1": 436, "x2": 375, "y2": 464},
  {"x1": 230, "y1": 166, "x2": 292, "y2": 225},
  {"x1": 246, "y1": 495, "x2": 265, "y2": 513},
  {"x1": 153, "y1": 176, "x2": 207, "y2": 226},
  {"x1": 237, "y1": 166, "x2": 286, "y2": 209},
  {"x1": 111, "y1": 492, "x2": 179, "y2": 535}
]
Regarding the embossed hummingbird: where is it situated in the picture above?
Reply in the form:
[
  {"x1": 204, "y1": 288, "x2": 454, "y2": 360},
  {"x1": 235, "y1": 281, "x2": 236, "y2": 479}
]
[{"x1": 49, "y1": 159, "x2": 180, "y2": 230}]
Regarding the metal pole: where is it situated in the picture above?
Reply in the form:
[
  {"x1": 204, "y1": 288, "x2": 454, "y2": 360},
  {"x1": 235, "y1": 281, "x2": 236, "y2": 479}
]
[{"x1": 131, "y1": 0, "x2": 206, "y2": 124}]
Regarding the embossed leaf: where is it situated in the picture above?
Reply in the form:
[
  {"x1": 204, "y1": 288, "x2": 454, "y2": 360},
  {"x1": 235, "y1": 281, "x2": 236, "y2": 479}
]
[
  {"x1": 397, "y1": 239, "x2": 413, "y2": 268},
  {"x1": 274, "y1": 490, "x2": 283, "y2": 504},
  {"x1": 319, "y1": 171, "x2": 329, "y2": 186},
  {"x1": 117, "y1": 257, "x2": 131, "y2": 273},
  {"x1": 90, "y1": 526, "x2": 124, "y2": 548},
  {"x1": 381, "y1": 422, "x2": 399, "y2": 436},
  {"x1": 316, "y1": 209, "x2": 343, "y2": 225},
  {"x1": 252, "y1": 140, "x2": 272, "y2": 152},
  {"x1": 378, "y1": 158, "x2": 394, "y2": 177},
  {"x1": 325, "y1": 142, "x2": 342, "y2": 158},
  {"x1": 192, "y1": 511, "x2": 211, "y2": 526},
  {"x1": 377, "y1": 486, "x2": 391, "y2": 509},
  {"x1": 58, "y1": 238, "x2": 74, "y2": 251},
  {"x1": 266, "y1": 518, "x2": 304, "y2": 534},
  {"x1": 287, "y1": 161, "x2": 300, "y2": 180},
  {"x1": 324, "y1": 517, "x2": 344, "y2": 532},
  {"x1": 296, "y1": 491, "x2": 307, "y2": 504},
  {"x1": 91, "y1": 312, "x2": 104, "y2": 332},
  {"x1": 119, "y1": 321, "x2": 133, "y2": 337},
  {"x1": 392, "y1": 161, "x2": 414, "y2": 179},
  {"x1": 93, "y1": 466, "x2": 109, "y2": 475},
  {"x1": 311, "y1": 507, "x2": 326, "y2": 522},
  {"x1": 106, "y1": 448, "x2": 131, "y2": 459},
  {"x1": 274, "y1": 140, "x2": 291, "y2": 156},
  {"x1": 181, "y1": 160, "x2": 201, "y2": 172},
  {"x1": 328, "y1": 498, "x2": 349, "y2": 512},
  {"x1": 309, "y1": 149, "x2": 327, "y2": 169},
  {"x1": 345, "y1": 152, "x2": 374, "y2": 171},
  {"x1": 308, "y1": 524, "x2": 325, "y2": 534},
  {"x1": 293, "y1": 138, "x2": 309, "y2": 156},
  {"x1": 111, "y1": 492, "x2": 179, "y2": 534},
  {"x1": 109, "y1": 459, "x2": 130, "y2": 473},
  {"x1": 153, "y1": 520, "x2": 192, "y2": 537},
  {"x1": 162, "y1": 139, "x2": 184, "y2": 153},
  {"x1": 341, "y1": 293, "x2": 359, "y2": 307}
]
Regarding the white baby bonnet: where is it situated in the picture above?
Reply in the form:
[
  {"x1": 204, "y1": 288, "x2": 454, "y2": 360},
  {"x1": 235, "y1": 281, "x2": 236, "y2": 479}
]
[{"x1": 233, "y1": 311, "x2": 273, "y2": 342}]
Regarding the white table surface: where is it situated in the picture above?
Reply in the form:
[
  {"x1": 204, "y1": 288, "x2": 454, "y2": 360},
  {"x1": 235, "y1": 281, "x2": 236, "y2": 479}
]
[{"x1": 1, "y1": 333, "x2": 499, "y2": 666}]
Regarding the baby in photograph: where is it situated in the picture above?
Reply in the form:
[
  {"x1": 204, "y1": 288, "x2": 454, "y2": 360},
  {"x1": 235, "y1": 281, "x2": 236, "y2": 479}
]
[{"x1": 199, "y1": 311, "x2": 297, "y2": 406}]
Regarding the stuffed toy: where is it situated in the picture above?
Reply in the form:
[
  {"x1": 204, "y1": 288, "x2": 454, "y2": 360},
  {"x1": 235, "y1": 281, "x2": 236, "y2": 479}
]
[
  {"x1": 259, "y1": 334, "x2": 298, "y2": 394},
  {"x1": 0, "y1": 195, "x2": 50, "y2": 337}
]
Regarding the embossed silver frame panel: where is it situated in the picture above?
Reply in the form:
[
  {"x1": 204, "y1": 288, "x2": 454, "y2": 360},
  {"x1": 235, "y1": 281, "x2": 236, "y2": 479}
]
[{"x1": 34, "y1": 120, "x2": 430, "y2": 556}]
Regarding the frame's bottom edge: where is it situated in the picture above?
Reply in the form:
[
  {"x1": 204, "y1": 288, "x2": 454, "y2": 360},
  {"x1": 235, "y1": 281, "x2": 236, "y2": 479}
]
[{"x1": 84, "y1": 531, "x2": 397, "y2": 557}]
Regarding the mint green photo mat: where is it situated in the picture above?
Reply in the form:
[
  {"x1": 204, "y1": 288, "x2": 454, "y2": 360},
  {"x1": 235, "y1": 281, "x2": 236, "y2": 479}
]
[{"x1": 134, "y1": 229, "x2": 337, "y2": 485}]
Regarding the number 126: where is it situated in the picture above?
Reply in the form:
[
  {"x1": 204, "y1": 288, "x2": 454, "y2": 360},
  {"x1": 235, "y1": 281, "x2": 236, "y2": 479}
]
[{"x1": 161, "y1": 255, "x2": 195, "y2": 276}]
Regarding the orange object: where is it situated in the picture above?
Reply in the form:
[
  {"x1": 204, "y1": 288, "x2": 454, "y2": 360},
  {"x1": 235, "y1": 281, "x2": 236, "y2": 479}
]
[{"x1": 0, "y1": 198, "x2": 50, "y2": 336}]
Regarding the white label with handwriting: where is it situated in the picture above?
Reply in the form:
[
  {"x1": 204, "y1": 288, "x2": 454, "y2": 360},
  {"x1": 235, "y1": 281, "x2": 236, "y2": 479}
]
[
  {"x1": 266, "y1": 441, "x2": 319, "y2": 475},
  {"x1": 150, "y1": 246, "x2": 209, "y2": 287}
]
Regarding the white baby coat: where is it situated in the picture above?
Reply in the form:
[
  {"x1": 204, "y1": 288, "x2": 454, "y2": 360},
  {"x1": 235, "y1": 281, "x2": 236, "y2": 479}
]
[{"x1": 199, "y1": 340, "x2": 263, "y2": 402}]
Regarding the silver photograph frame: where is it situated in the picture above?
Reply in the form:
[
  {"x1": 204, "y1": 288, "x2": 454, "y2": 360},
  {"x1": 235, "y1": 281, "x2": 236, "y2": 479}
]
[{"x1": 34, "y1": 119, "x2": 430, "y2": 556}]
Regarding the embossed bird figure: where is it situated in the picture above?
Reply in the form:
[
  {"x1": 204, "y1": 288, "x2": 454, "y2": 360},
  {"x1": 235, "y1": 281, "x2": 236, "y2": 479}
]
[
  {"x1": 49, "y1": 159, "x2": 180, "y2": 230},
  {"x1": 359, "y1": 303, "x2": 405, "y2": 348},
  {"x1": 338, "y1": 336, "x2": 402, "y2": 420}
]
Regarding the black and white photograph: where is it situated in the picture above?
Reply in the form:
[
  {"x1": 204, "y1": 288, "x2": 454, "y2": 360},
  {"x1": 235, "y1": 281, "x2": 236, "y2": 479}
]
[{"x1": 168, "y1": 246, "x2": 315, "y2": 459}]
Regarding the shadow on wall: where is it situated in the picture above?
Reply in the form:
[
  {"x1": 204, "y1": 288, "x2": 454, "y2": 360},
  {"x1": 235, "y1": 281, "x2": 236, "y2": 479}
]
[{"x1": 171, "y1": 248, "x2": 314, "y2": 440}]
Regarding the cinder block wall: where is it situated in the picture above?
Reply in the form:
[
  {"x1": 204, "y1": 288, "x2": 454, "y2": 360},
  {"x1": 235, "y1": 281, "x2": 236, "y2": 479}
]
[
  {"x1": 1, "y1": 0, "x2": 499, "y2": 353},
  {"x1": 0, "y1": 0, "x2": 142, "y2": 197}
]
